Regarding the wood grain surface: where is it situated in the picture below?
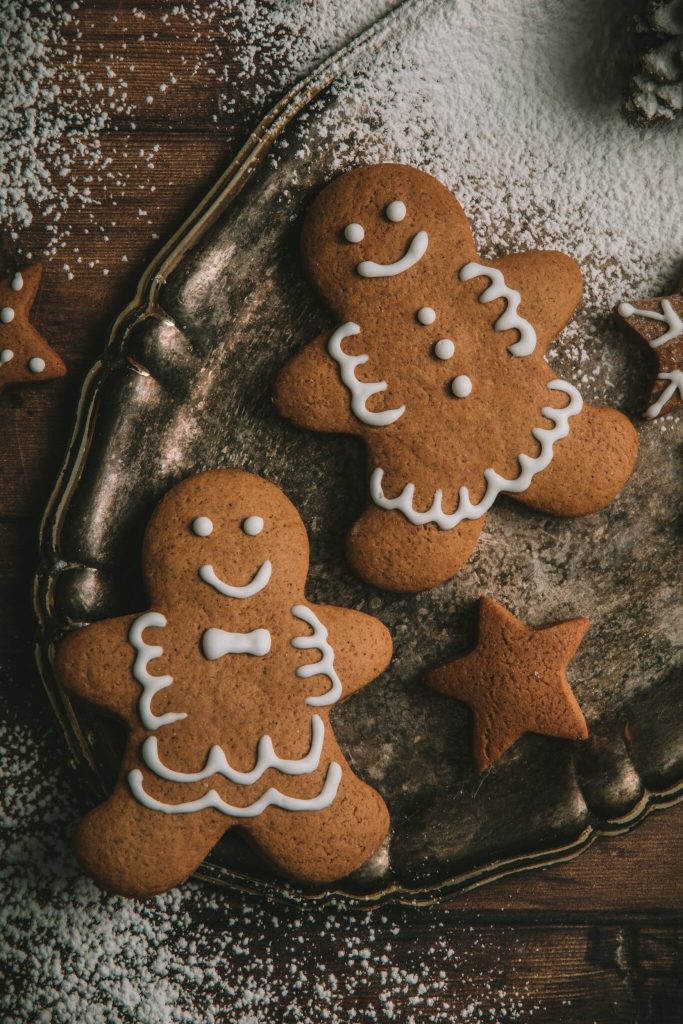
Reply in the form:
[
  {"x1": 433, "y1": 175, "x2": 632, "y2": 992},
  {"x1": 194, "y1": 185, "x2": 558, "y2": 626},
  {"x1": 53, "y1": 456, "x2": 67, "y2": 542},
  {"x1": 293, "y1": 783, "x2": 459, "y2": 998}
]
[{"x1": 1, "y1": 3, "x2": 681, "y2": 1021}]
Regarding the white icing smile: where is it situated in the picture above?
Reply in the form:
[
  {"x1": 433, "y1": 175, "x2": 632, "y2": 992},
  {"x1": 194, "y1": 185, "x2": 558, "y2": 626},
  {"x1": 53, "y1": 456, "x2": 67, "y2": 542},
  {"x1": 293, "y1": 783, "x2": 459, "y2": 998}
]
[
  {"x1": 357, "y1": 230, "x2": 429, "y2": 278},
  {"x1": 199, "y1": 560, "x2": 272, "y2": 599},
  {"x1": 370, "y1": 378, "x2": 583, "y2": 529}
]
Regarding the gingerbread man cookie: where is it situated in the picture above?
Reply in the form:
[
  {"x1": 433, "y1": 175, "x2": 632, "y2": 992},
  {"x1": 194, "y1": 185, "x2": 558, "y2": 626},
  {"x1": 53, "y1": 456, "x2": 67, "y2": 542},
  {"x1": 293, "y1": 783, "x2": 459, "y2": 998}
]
[
  {"x1": 274, "y1": 164, "x2": 638, "y2": 592},
  {"x1": 56, "y1": 470, "x2": 392, "y2": 896},
  {"x1": 0, "y1": 265, "x2": 65, "y2": 391}
]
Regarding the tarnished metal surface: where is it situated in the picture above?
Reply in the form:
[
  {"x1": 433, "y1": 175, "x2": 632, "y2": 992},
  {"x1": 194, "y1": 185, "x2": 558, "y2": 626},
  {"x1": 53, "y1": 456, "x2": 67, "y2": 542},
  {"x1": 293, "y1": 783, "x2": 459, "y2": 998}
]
[{"x1": 35, "y1": 0, "x2": 682, "y2": 904}]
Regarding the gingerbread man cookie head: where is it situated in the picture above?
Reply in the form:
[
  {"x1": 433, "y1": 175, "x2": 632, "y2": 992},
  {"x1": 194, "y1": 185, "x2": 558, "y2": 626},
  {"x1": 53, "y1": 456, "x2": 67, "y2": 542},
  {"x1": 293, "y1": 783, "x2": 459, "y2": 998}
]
[
  {"x1": 301, "y1": 163, "x2": 476, "y2": 321},
  {"x1": 142, "y1": 470, "x2": 310, "y2": 613}
]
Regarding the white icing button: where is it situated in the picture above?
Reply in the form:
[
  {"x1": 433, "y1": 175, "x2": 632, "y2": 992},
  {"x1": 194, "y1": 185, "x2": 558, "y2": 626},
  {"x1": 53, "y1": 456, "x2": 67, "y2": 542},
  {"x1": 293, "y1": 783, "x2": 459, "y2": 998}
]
[
  {"x1": 191, "y1": 516, "x2": 213, "y2": 537},
  {"x1": 0, "y1": 349, "x2": 13, "y2": 364},
  {"x1": 386, "y1": 200, "x2": 406, "y2": 222},
  {"x1": 28, "y1": 357, "x2": 45, "y2": 374},
  {"x1": 11, "y1": 273, "x2": 23, "y2": 292},
  {"x1": 417, "y1": 306, "x2": 436, "y2": 325},
  {"x1": 344, "y1": 223, "x2": 364, "y2": 244},
  {"x1": 434, "y1": 339, "x2": 455, "y2": 360},
  {"x1": 1, "y1": 307, "x2": 15, "y2": 324},
  {"x1": 242, "y1": 515, "x2": 264, "y2": 536},
  {"x1": 451, "y1": 374, "x2": 472, "y2": 398}
]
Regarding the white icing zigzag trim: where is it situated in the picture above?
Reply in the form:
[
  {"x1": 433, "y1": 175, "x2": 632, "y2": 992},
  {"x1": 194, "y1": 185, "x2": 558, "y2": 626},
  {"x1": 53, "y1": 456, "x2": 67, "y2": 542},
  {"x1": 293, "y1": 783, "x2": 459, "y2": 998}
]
[
  {"x1": 645, "y1": 370, "x2": 683, "y2": 419},
  {"x1": 129, "y1": 612, "x2": 187, "y2": 730},
  {"x1": 460, "y1": 262, "x2": 537, "y2": 357},
  {"x1": 291, "y1": 604, "x2": 343, "y2": 707},
  {"x1": 128, "y1": 761, "x2": 342, "y2": 817},
  {"x1": 328, "y1": 322, "x2": 405, "y2": 427},
  {"x1": 356, "y1": 230, "x2": 428, "y2": 278},
  {"x1": 141, "y1": 713, "x2": 326, "y2": 785},
  {"x1": 199, "y1": 560, "x2": 272, "y2": 599},
  {"x1": 370, "y1": 378, "x2": 583, "y2": 530}
]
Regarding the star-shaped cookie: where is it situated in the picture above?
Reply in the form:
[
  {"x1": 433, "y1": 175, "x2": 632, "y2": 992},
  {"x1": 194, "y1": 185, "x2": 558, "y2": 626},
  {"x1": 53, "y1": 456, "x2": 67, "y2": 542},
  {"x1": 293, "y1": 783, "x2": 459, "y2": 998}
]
[
  {"x1": 424, "y1": 596, "x2": 589, "y2": 772},
  {"x1": 615, "y1": 280, "x2": 683, "y2": 420},
  {"x1": 0, "y1": 264, "x2": 65, "y2": 392}
]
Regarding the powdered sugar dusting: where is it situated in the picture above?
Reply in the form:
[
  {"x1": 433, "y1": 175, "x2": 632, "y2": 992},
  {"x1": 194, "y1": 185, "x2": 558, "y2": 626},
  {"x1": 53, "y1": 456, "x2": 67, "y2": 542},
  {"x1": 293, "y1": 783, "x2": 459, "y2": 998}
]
[
  {"x1": 0, "y1": 0, "x2": 395, "y2": 271},
  {"x1": 1, "y1": 679, "x2": 540, "y2": 1021}
]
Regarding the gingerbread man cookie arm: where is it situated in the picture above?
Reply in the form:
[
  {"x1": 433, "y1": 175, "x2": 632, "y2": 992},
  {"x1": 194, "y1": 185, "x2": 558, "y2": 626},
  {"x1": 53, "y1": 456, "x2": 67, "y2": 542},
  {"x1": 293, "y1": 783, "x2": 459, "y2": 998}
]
[
  {"x1": 273, "y1": 331, "x2": 361, "y2": 435},
  {"x1": 55, "y1": 615, "x2": 142, "y2": 721},
  {"x1": 513, "y1": 403, "x2": 638, "y2": 516},
  {"x1": 475, "y1": 251, "x2": 583, "y2": 356},
  {"x1": 308, "y1": 604, "x2": 393, "y2": 699},
  {"x1": 74, "y1": 776, "x2": 228, "y2": 896}
]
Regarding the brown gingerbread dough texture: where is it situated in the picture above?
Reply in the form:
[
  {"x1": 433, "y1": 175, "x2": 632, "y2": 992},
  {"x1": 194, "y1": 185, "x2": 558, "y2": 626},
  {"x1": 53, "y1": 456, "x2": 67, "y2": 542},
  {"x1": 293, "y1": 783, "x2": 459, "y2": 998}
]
[
  {"x1": 0, "y1": 264, "x2": 65, "y2": 390},
  {"x1": 55, "y1": 470, "x2": 392, "y2": 896},
  {"x1": 274, "y1": 164, "x2": 638, "y2": 592},
  {"x1": 424, "y1": 596, "x2": 589, "y2": 772}
]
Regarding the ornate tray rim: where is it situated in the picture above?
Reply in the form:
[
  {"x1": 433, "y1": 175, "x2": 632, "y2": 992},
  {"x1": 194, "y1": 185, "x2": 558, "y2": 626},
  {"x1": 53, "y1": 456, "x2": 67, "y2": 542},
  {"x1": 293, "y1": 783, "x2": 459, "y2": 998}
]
[{"x1": 33, "y1": 0, "x2": 683, "y2": 907}]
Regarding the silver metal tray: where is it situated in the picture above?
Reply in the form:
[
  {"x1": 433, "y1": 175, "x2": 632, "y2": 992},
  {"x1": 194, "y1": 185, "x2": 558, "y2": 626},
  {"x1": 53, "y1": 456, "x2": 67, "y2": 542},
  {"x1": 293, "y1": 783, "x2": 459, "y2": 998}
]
[{"x1": 35, "y1": 0, "x2": 682, "y2": 905}]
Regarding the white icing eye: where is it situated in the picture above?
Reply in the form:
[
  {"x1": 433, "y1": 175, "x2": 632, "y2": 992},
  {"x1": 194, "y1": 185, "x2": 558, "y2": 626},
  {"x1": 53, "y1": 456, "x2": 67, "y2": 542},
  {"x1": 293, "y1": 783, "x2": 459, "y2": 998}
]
[
  {"x1": 434, "y1": 339, "x2": 455, "y2": 360},
  {"x1": 0, "y1": 349, "x2": 13, "y2": 364},
  {"x1": 344, "y1": 223, "x2": 364, "y2": 244},
  {"x1": 28, "y1": 357, "x2": 45, "y2": 373},
  {"x1": 451, "y1": 374, "x2": 472, "y2": 398},
  {"x1": 386, "y1": 200, "x2": 406, "y2": 223},
  {"x1": 192, "y1": 516, "x2": 214, "y2": 537},
  {"x1": 242, "y1": 515, "x2": 264, "y2": 536},
  {"x1": 417, "y1": 306, "x2": 436, "y2": 325},
  {"x1": 1, "y1": 307, "x2": 15, "y2": 324}
]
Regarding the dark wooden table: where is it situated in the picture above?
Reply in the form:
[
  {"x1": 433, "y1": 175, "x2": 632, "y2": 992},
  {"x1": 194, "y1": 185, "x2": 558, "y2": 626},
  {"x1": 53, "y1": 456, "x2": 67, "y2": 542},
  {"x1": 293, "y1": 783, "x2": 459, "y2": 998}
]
[{"x1": 2, "y1": 4, "x2": 681, "y2": 1020}]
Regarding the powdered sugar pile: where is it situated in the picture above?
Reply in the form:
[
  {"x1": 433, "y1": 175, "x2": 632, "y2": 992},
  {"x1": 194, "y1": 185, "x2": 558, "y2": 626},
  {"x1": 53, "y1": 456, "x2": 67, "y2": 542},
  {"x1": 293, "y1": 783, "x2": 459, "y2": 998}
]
[{"x1": 0, "y1": 684, "x2": 539, "y2": 1022}]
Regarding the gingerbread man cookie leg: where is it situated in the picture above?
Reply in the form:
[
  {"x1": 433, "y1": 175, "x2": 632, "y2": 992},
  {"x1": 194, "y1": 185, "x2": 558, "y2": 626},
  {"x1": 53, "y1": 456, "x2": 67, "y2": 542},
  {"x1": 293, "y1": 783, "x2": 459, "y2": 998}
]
[
  {"x1": 246, "y1": 737, "x2": 389, "y2": 884},
  {"x1": 346, "y1": 502, "x2": 485, "y2": 593},
  {"x1": 75, "y1": 775, "x2": 228, "y2": 897}
]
